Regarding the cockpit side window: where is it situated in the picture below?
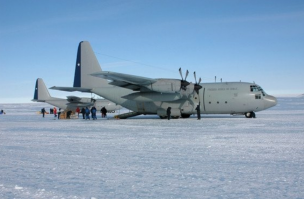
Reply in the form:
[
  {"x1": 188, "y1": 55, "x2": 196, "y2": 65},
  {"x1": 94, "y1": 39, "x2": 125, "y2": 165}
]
[{"x1": 250, "y1": 85, "x2": 259, "y2": 92}]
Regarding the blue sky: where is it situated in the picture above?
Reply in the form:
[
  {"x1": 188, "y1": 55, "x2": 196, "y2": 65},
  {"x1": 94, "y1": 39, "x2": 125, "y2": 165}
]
[{"x1": 1, "y1": 0, "x2": 303, "y2": 103}]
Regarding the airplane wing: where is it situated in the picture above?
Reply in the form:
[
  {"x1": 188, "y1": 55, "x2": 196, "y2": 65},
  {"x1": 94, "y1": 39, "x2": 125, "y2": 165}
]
[
  {"x1": 91, "y1": 71, "x2": 156, "y2": 90},
  {"x1": 50, "y1": 86, "x2": 92, "y2": 92}
]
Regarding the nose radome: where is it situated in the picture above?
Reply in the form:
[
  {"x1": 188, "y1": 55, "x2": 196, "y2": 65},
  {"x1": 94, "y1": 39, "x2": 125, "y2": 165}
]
[{"x1": 264, "y1": 95, "x2": 277, "y2": 109}]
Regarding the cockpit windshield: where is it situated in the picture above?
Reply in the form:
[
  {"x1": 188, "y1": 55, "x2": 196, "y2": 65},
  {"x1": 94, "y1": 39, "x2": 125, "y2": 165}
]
[{"x1": 250, "y1": 85, "x2": 266, "y2": 96}]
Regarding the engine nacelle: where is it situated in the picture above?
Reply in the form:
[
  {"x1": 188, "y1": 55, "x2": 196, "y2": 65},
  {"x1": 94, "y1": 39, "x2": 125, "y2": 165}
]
[{"x1": 144, "y1": 79, "x2": 181, "y2": 93}]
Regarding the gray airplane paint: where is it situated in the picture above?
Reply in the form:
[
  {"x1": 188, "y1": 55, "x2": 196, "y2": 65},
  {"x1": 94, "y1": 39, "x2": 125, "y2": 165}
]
[{"x1": 51, "y1": 41, "x2": 277, "y2": 118}]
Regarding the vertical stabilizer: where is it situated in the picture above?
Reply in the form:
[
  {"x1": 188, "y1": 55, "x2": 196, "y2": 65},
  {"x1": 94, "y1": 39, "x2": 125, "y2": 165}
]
[
  {"x1": 33, "y1": 78, "x2": 51, "y2": 102},
  {"x1": 73, "y1": 41, "x2": 108, "y2": 88}
]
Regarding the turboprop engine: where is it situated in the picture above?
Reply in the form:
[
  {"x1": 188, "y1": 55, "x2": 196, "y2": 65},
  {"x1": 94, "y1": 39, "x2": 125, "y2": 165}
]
[
  {"x1": 142, "y1": 68, "x2": 195, "y2": 95},
  {"x1": 144, "y1": 79, "x2": 182, "y2": 93},
  {"x1": 122, "y1": 68, "x2": 202, "y2": 102}
]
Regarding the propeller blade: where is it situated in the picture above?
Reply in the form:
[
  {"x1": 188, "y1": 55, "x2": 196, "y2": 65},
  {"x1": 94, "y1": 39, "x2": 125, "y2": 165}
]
[
  {"x1": 185, "y1": 70, "x2": 189, "y2": 81},
  {"x1": 194, "y1": 72, "x2": 197, "y2": 83},
  {"x1": 179, "y1": 68, "x2": 183, "y2": 80},
  {"x1": 194, "y1": 75, "x2": 202, "y2": 94}
]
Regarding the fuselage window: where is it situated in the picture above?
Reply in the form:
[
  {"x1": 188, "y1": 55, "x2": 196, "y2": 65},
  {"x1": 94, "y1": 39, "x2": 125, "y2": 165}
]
[
  {"x1": 217, "y1": 101, "x2": 219, "y2": 104},
  {"x1": 255, "y1": 94, "x2": 261, "y2": 99},
  {"x1": 209, "y1": 102, "x2": 211, "y2": 104},
  {"x1": 225, "y1": 101, "x2": 227, "y2": 104}
]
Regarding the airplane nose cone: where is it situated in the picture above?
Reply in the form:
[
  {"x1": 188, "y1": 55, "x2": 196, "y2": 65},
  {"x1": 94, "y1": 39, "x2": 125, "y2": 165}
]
[{"x1": 264, "y1": 95, "x2": 277, "y2": 109}]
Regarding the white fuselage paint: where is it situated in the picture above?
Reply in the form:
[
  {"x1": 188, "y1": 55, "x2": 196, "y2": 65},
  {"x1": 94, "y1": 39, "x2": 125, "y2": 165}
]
[{"x1": 91, "y1": 82, "x2": 276, "y2": 116}]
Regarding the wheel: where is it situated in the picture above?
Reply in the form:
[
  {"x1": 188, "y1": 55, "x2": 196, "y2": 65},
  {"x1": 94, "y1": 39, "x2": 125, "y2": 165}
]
[
  {"x1": 159, "y1": 116, "x2": 167, "y2": 119},
  {"x1": 245, "y1": 112, "x2": 255, "y2": 118},
  {"x1": 245, "y1": 112, "x2": 252, "y2": 118},
  {"x1": 181, "y1": 114, "x2": 191, "y2": 118}
]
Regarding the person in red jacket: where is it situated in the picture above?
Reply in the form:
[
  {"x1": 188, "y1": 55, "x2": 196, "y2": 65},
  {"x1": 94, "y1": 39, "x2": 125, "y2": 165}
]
[
  {"x1": 53, "y1": 107, "x2": 57, "y2": 119},
  {"x1": 76, "y1": 107, "x2": 80, "y2": 117}
]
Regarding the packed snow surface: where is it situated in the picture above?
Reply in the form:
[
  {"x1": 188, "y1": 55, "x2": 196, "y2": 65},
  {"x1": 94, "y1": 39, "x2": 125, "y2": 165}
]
[{"x1": 0, "y1": 97, "x2": 304, "y2": 199}]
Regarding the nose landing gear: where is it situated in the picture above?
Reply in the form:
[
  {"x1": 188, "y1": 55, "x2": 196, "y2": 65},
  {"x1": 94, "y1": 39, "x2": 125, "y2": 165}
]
[{"x1": 245, "y1": 111, "x2": 256, "y2": 118}]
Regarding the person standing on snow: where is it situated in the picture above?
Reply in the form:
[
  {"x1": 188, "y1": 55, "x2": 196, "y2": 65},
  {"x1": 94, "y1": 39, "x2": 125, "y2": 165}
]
[
  {"x1": 53, "y1": 107, "x2": 57, "y2": 119},
  {"x1": 91, "y1": 106, "x2": 97, "y2": 120},
  {"x1": 85, "y1": 107, "x2": 90, "y2": 120},
  {"x1": 167, "y1": 107, "x2": 171, "y2": 120},
  {"x1": 58, "y1": 108, "x2": 63, "y2": 119},
  {"x1": 81, "y1": 107, "x2": 85, "y2": 119},
  {"x1": 41, "y1": 108, "x2": 46, "y2": 118},
  {"x1": 76, "y1": 107, "x2": 80, "y2": 117},
  {"x1": 195, "y1": 104, "x2": 201, "y2": 120},
  {"x1": 101, "y1": 107, "x2": 107, "y2": 118}
]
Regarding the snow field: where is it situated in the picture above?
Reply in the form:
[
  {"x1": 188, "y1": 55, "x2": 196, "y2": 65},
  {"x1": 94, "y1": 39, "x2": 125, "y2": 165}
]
[{"x1": 0, "y1": 98, "x2": 304, "y2": 198}]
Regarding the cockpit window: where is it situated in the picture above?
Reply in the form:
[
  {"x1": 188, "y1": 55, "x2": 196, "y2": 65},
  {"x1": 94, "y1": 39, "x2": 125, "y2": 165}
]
[{"x1": 250, "y1": 85, "x2": 266, "y2": 96}]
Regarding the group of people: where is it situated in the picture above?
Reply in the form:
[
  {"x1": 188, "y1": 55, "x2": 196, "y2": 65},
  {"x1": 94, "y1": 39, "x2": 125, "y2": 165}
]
[
  {"x1": 40, "y1": 105, "x2": 201, "y2": 120},
  {"x1": 79, "y1": 106, "x2": 108, "y2": 120},
  {"x1": 41, "y1": 107, "x2": 63, "y2": 119},
  {"x1": 41, "y1": 106, "x2": 108, "y2": 120}
]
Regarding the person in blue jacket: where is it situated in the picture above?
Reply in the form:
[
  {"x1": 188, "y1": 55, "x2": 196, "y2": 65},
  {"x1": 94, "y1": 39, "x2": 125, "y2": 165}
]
[{"x1": 85, "y1": 107, "x2": 90, "y2": 120}]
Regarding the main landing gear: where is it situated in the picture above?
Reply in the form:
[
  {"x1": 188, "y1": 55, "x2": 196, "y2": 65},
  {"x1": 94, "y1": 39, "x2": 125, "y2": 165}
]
[{"x1": 245, "y1": 111, "x2": 256, "y2": 118}]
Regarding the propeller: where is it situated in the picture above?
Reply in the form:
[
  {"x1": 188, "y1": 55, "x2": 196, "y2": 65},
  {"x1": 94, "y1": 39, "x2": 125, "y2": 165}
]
[
  {"x1": 179, "y1": 68, "x2": 190, "y2": 90},
  {"x1": 194, "y1": 72, "x2": 202, "y2": 94}
]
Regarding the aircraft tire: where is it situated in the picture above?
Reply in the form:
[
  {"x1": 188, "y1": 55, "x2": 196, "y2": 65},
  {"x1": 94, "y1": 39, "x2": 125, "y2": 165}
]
[
  {"x1": 245, "y1": 112, "x2": 252, "y2": 118},
  {"x1": 159, "y1": 116, "x2": 167, "y2": 119},
  {"x1": 181, "y1": 114, "x2": 191, "y2": 118},
  {"x1": 245, "y1": 112, "x2": 255, "y2": 118}
]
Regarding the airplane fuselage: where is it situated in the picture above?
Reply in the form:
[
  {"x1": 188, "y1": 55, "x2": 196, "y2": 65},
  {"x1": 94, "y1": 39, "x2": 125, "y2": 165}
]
[{"x1": 92, "y1": 82, "x2": 277, "y2": 118}]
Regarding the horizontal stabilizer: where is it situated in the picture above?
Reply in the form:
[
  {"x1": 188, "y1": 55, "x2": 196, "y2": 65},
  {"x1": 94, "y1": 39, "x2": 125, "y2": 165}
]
[{"x1": 50, "y1": 86, "x2": 92, "y2": 93}]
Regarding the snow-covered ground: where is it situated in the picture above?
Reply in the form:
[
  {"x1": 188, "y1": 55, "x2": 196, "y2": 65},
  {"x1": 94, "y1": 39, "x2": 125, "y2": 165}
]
[{"x1": 0, "y1": 97, "x2": 304, "y2": 199}]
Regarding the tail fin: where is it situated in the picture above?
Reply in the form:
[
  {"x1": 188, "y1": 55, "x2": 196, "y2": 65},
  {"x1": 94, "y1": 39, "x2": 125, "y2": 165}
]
[
  {"x1": 73, "y1": 41, "x2": 108, "y2": 88},
  {"x1": 32, "y1": 78, "x2": 52, "y2": 102}
]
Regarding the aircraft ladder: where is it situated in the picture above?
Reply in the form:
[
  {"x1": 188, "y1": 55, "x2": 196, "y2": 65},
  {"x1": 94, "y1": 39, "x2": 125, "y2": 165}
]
[{"x1": 114, "y1": 111, "x2": 141, "y2": 119}]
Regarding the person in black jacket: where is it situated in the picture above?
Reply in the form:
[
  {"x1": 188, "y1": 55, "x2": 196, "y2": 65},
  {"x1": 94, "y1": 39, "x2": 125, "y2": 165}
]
[
  {"x1": 195, "y1": 104, "x2": 201, "y2": 120},
  {"x1": 81, "y1": 107, "x2": 85, "y2": 119},
  {"x1": 101, "y1": 107, "x2": 107, "y2": 118},
  {"x1": 41, "y1": 108, "x2": 46, "y2": 118},
  {"x1": 167, "y1": 107, "x2": 171, "y2": 120}
]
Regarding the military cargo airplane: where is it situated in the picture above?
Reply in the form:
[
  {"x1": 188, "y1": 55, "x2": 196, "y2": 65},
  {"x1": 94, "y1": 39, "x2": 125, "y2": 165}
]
[
  {"x1": 51, "y1": 41, "x2": 277, "y2": 119},
  {"x1": 33, "y1": 78, "x2": 122, "y2": 112}
]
